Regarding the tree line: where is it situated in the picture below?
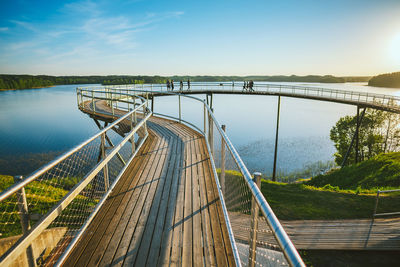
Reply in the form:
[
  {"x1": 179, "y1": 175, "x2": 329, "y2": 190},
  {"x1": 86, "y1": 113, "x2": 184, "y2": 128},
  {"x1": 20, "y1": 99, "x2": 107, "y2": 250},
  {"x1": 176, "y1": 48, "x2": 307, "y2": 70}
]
[
  {"x1": 368, "y1": 71, "x2": 400, "y2": 88},
  {"x1": 0, "y1": 74, "x2": 371, "y2": 90}
]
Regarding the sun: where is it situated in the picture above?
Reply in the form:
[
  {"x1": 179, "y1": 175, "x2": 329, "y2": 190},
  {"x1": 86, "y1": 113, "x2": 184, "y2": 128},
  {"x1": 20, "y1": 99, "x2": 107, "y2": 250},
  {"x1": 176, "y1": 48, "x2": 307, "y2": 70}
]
[{"x1": 388, "y1": 32, "x2": 400, "y2": 68}]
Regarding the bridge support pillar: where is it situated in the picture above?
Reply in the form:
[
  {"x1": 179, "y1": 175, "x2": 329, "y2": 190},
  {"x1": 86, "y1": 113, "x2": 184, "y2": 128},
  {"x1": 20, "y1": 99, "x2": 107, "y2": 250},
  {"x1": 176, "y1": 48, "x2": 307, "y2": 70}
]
[
  {"x1": 14, "y1": 176, "x2": 36, "y2": 267},
  {"x1": 272, "y1": 96, "x2": 281, "y2": 182},
  {"x1": 179, "y1": 94, "x2": 181, "y2": 122},
  {"x1": 249, "y1": 172, "x2": 262, "y2": 267},
  {"x1": 355, "y1": 106, "x2": 360, "y2": 163},
  {"x1": 341, "y1": 107, "x2": 366, "y2": 168}
]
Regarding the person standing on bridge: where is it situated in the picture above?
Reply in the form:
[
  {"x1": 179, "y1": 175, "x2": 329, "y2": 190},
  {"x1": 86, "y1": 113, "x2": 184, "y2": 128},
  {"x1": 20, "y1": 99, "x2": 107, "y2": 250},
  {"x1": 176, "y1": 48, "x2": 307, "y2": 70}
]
[
  {"x1": 180, "y1": 80, "x2": 183, "y2": 92},
  {"x1": 187, "y1": 79, "x2": 190, "y2": 91},
  {"x1": 171, "y1": 80, "x2": 174, "y2": 91},
  {"x1": 166, "y1": 80, "x2": 170, "y2": 91},
  {"x1": 249, "y1": 80, "x2": 254, "y2": 91}
]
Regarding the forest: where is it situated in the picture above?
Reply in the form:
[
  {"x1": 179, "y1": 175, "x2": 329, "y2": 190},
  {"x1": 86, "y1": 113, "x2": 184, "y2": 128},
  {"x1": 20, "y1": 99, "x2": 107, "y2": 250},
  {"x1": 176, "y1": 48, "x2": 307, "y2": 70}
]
[
  {"x1": 368, "y1": 71, "x2": 400, "y2": 88},
  {"x1": 0, "y1": 74, "x2": 371, "y2": 90}
]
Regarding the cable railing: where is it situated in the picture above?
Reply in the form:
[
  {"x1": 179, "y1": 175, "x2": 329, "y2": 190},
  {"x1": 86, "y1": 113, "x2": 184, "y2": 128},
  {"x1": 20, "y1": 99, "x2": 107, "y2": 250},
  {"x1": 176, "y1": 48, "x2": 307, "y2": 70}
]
[
  {"x1": 0, "y1": 92, "x2": 151, "y2": 266},
  {"x1": 79, "y1": 82, "x2": 400, "y2": 113},
  {"x1": 90, "y1": 86, "x2": 305, "y2": 267}
]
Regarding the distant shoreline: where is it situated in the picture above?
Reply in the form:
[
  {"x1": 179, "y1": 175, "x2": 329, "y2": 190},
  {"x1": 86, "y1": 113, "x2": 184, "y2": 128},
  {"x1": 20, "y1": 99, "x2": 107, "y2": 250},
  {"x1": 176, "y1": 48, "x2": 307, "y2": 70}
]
[
  {"x1": 0, "y1": 85, "x2": 55, "y2": 91},
  {"x1": 0, "y1": 74, "x2": 371, "y2": 91}
]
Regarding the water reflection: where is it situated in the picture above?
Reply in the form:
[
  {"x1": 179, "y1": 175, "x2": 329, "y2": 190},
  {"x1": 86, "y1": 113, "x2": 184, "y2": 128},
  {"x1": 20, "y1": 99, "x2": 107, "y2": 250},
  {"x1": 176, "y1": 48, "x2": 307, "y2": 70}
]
[{"x1": 1, "y1": 82, "x2": 399, "y2": 177}]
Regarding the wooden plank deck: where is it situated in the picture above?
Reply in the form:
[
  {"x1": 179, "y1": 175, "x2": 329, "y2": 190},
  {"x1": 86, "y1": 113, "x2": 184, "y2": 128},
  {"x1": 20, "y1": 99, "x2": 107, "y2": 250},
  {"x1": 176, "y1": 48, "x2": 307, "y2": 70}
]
[
  {"x1": 229, "y1": 212, "x2": 400, "y2": 250},
  {"x1": 63, "y1": 101, "x2": 235, "y2": 266}
]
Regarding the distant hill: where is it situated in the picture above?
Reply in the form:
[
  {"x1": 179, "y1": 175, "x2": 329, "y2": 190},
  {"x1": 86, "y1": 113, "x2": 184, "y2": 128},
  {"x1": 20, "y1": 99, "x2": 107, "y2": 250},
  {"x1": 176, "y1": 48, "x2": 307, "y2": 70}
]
[
  {"x1": 368, "y1": 71, "x2": 400, "y2": 88},
  {"x1": 0, "y1": 74, "x2": 370, "y2": 90},
  {"x1": 307, "y1": 152, "x2": 400, "y2": 190}
]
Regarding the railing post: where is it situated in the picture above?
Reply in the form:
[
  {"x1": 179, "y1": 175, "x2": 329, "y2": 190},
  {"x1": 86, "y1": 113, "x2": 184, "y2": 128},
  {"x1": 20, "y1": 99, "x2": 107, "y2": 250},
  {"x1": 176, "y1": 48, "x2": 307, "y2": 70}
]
[
  {"x1": 131, "y1": 113, "x2": 136, "y2": 154},
  {"x1": 221, "y1": 125, "x2": 226, "y2": 195},
  {"x1": 111, "y1": 92, "x2": 114, "y2": 116},
  {"x1": 373, "y1": 190, "x2": 380, "y2": 217},
  {"x1": 208, "y1": 108, "x2": 214, "y2": 155},
  {"x1": 143, "y1": 98, "x2": 148, "y2": 134},
  {"x1": 101, "y1": 134, "x2": 109, "y2": 192},
  {"x1": 203, "y1": 102, "x2": 206, "y2": 135},
  {"x1": 13, "y1": 176, "x2": 36, "y2": 267},
  {"x1": 249, "y1": 172, "x2": 262, "y2": 267},
  {"x1": 76, "y1": 89, "x2": 80, "y2": 107}
]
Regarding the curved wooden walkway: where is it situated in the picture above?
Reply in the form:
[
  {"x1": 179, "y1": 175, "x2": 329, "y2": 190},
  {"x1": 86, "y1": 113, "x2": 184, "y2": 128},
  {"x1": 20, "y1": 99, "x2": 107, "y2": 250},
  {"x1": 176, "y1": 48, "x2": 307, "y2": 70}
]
[
  {"x1": 229, "y1": 213, "x2": 400, "y2": 251},
  {"x1": 63, "y1": 102, "x2": 234, "y2": 266}
]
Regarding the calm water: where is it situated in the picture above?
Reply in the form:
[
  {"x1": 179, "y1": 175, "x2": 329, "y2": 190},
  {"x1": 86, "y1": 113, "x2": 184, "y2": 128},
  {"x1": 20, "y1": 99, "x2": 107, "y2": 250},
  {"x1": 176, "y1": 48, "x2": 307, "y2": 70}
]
[{"x1": 1, "y1": 82, "x2": 399, "y2": 176}]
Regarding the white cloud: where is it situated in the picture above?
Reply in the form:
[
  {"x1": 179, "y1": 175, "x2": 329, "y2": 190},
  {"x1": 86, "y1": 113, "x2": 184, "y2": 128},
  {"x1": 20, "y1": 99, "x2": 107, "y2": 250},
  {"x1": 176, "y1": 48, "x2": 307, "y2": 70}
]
[
  {"x1": 9, "y1": 20, "x2": 37, "y2": 32},
  {"x1": 0, "y1": 27, "x2": 9, "y2": 32}
]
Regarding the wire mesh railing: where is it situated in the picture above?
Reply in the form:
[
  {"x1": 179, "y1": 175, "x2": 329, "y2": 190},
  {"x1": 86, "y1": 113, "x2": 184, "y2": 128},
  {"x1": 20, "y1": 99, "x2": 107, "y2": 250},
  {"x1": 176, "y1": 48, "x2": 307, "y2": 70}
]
[
  {"x1": 96, "y1": 86, "x2": 304, "y2": 266},
  {"x1": 0, "y1": 91, "x2": 151, "y2": 266},
  {"x1": 79, "y1": 82, "x2": 400, "y2": 114}
]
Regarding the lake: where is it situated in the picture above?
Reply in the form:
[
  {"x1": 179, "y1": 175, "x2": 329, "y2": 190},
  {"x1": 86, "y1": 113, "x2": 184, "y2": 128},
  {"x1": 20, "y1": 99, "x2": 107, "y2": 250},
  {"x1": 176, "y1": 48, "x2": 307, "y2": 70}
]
[{"x1": 1, "y1": 82, "x2": 399, "y2": 177}]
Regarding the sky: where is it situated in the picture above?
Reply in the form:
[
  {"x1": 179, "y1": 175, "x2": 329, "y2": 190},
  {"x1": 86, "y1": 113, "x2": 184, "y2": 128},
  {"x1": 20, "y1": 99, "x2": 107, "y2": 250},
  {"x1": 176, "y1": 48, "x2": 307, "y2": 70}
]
[{"x1": 0, "y1": 0, "x2": 399, "y2": 76}]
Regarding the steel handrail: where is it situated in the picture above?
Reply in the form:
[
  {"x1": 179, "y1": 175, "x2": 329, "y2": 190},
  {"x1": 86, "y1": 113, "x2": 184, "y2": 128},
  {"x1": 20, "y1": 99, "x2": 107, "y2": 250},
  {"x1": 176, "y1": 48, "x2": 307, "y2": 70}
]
[
  {"x1": 0, "y1": 96, "x2": 147, "y2": 203},
  {"x1": 84, "y1": 83, "x2": 400, "y2": 107},
  {"x1": 97, "y1": 87, "x2": 305, "y2": 266}
]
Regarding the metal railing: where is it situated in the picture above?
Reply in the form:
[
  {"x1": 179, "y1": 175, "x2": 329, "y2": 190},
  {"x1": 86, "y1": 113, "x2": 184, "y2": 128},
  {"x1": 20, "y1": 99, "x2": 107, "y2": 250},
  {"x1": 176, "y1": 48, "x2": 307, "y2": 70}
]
[
  {"x1": 373, "y1": 189, "x2": 400, "y2": 218},
  {"x1": 86, "y1": 86, "x2": 305, "y2": 266},
  {"x1": 78, "y1": 82, "x2": 400, "y2": 113},
  {"x1": 0, "y1": 91, "x2": 151, "y2": 266}
]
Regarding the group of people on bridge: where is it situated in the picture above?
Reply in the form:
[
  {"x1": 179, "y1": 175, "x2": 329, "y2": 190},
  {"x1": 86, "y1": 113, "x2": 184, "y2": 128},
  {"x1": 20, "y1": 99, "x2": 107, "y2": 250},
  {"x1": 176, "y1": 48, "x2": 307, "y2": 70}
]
[
  {"x1": 166, "y1": 79, "x2": 191, "y2": 91},
  {"x1": 243, "y1": 80, "x2": 254, "y2": 91}
]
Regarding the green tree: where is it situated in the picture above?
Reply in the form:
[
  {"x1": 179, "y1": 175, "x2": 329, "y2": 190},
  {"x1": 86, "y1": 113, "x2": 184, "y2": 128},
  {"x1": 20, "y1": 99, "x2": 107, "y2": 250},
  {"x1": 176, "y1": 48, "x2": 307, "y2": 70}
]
[{"x1": 330, "y1": 109, "x2": 400, "y2": 166}]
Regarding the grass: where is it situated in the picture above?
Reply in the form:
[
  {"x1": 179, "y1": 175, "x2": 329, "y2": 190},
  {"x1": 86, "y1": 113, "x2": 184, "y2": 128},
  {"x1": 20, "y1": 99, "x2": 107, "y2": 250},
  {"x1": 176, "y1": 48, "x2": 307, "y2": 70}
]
[
  {"x1": 219, "y1": 164, "x2": 400, "y2": 220},
  {"x1": 0, "y1": 175, "x2": 97, "y2": 238},
  {"x1": 260, "y1": 180, "x2": 400, "y2": 220},
  {"x1": 307, "y1": 152, "x2": 400, "y2": 191}
]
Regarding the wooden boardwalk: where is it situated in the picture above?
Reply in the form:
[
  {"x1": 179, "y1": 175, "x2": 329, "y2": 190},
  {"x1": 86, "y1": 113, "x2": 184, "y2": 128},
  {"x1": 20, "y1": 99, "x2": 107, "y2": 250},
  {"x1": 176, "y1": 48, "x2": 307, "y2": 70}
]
[
  {"x1": 229, "y1": 213, "x2": 400, "y2": 250},
  {"x1": 63, "y1": 102, "x2": 235, "y2": 266}
]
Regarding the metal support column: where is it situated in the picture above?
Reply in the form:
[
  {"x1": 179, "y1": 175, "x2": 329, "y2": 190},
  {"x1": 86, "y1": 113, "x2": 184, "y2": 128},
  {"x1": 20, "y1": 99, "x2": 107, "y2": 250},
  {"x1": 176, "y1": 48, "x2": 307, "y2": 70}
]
[
  {"x1": 355, "y1": 106, "x2": 360, "y2": 163},
  {"x1": 249, "y1": 172, "x2": 262, "y2": 267},
  {"x1": 14, "y1": 176, "x2": 36, "y2": 267},
  {"x1": 221, "y1": 125, "x2": 226, "y2": 194},
  {"x1": 91, "y1": 91, "x2": 95, "y2": 113},
  {"x1": 341, "y1": 107, "x2": 366, "y2": 168},
  {"x1": 151, "y1": 96, "x2": 154, "y2": 112},
  {"x1": 179, "y1": 94, "x2": 181, "y2": 122},
  {"x1": 101, "y1": 133, "x2": 109, "y2": 192},
  {"x1": 272, "y1": 96, "x2": 281, "y2": 181}
]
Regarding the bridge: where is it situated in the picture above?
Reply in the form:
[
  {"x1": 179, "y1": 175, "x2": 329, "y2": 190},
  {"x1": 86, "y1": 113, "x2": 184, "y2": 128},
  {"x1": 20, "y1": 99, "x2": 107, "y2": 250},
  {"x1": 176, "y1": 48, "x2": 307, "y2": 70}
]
[{"x1": 1, "y1": 83, "x2": 400, "y2": 267}]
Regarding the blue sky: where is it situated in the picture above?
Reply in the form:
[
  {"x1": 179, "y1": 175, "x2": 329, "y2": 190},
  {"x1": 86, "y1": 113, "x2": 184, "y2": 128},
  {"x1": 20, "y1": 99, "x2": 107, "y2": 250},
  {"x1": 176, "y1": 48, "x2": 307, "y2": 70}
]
[{"x1": 0, "y1": 0, "x2": 399, "y2": 76}]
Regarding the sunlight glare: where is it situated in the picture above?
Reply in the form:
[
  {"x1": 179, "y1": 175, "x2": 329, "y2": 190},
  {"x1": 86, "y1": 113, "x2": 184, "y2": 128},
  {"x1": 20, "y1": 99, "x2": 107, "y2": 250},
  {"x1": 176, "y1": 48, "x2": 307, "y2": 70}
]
[{"x1": 389, "y1": 32, "x2": 400, "y2": 68}]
